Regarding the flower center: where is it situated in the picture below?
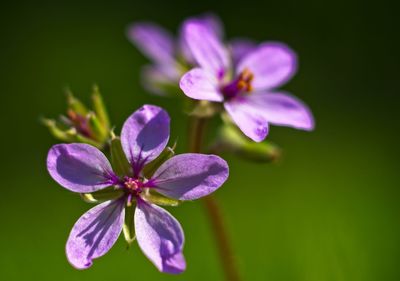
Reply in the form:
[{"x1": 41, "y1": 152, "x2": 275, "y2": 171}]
[
  {"x1": 221, "y1": 68, "x2": 254, "y2": 100},
  {"x1": 123, "y1": 177, "x2": 143, "y2": 195}
]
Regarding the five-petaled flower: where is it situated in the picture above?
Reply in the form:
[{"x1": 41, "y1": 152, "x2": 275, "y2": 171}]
[
  {"x1": 180, "y1": 21, "x2": 315, "y2": 142},
  {"x1": 47, "y1": 105, "x2": 229, "y2": 273}
]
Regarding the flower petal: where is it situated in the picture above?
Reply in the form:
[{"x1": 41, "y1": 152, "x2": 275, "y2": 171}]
[
  {"x1": 237, "y1": 42, "x2": 297, "y2": 90},
  {"x1": 152, "y1": 154, "x2": 229, "y2": 200},
  {"x1": 245, "y1": 92, "x2": 315, "y2": 130},
  {"x1": 183, "y1": 21, "x2": 230, "y2": 78},
  {"x1": 127, "y1": 22, "x2": 175, "y2": 65},
  {"x1": 121, "y1": 105, "x2": 170, "y2": 172},
  {"x1": 66, "y1": 199, "x2": 125, "y2": 269},
  {"x1": 135, "y1": 200, "x2": 186, "y2": 274},
  {"x1": 47, "y1": 143, "x2": 114, "y2": 193},
  {"x1": 141, "y1": 65, "x2": 180, "y2": 96},
  {"x1": 180, "y1": 68, "x2": 223, "y2": 102},
  {"x1": 229, "y1": 38, "x2": 257, "y2": 65},
  {"x1": 224, "y1": 99, "x2": 269, "y2": 142},
  {"x1": 179, "y1": 14, "x2": 224, "y2": 63}
]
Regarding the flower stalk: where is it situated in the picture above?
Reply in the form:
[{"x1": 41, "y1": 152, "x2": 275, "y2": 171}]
[{"x1": 188, "y1": 116, "x2": 242, "y2": 281}]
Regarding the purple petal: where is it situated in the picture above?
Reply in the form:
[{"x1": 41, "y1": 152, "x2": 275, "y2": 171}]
[
  {"x1": 224, "y1": 99, "x2": 269, "y2": 142},
  {"x1": 152, "y1": 154, "x2": 229, "y2": 200},
  {"x1": 179, "y1": 13, "x2": 224, "y2": 63},
  {"x1": 47, "y1": 143, "x2": 114, "y2": 193},
  {"x1": 237, "y1": 42, "x2": 297, "y2": 91},
  {"x1": 135, "y1": 200, "x2": 186, "y2": 274},
  {"x1": 196, "y1": 13, "x2": 224, "y2": 39},
  {"x1": 127, "y1": 22, "x2": 175, "y2": 65},
  {"x1": 141, "y1": 65, "x2": 180, "y2": 96},
  {"x1": 245, "y1": 92, "x2": 315, "y2": 130},
  {"x1": 66, "y1": 199, "x2": 125, "y2": 269},
  {"x1": 229, "y1": 38, "x2": 257, "y2": 65},
  {"x1": 121, "y1": 105, "x2": 170, "y2": 172},
  {"x1": 179, "y1": 68, "x2": 223, "y2": 102},
  {"x1": 183, "y1": 21, "x2": 230, "y2": 78}
]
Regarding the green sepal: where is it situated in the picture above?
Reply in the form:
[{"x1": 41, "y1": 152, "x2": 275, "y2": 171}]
[
  {"x1": 110, "y1": 135, "x2": 132, "y2": 177},
  {"x1": 91, "y1": 85, "x2": 110, "y2": 131},
  {"x1": 88, "y1": 112, "x2": 109, "y2": 143},
  {"x1": 142, "y1": 145, "x2": 176, "y2": 178},
  {"x1": 142, "y1": 191, "x2": 181, "y2": 206},
  {"x1": 41, "y1": 118, "x2": 75, "y2": 142},
  {"x1": 66, "y1": 90, "x2": 87, "y2": 116},
  {"x1": 122, "y1": 203, "x2": 136, "y2": 247},
  {"x1": 212, "y1": 125, "x2": 281, "y2": 163},
  {"x1": 75, "y1": 132, "x2": 103, "y2": 149},
  {"x1": 80, "y1": 187, "x2": 124, "y2": 204}
]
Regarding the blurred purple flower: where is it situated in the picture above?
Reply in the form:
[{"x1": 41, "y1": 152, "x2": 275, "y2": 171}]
[
  {"x1": 126, "y1": 14, "x2": 222, "y2": 95},
  {"x1": 180, "y1": 22, "x2": 315, "y2": 142},
  {"x1": 47, "y1": 105, "x2": 229, "y2": 273}
]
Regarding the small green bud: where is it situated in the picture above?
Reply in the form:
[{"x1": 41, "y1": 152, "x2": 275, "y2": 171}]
[
  {"x1": 43, "y1": 87, "x2": 111, "y2": 149},
  {"x1": 91, "y1": 85, "x2": 110, "y2": 131},
  {"x1": 66, "y1": 90, "x2": 88, "y2": 116},
  {"x1": 88, "y1": 112, "x2": 109, "y2": 143},
  {"x1": 41, "y1": 118, "x2": 76, "y2": 142}
]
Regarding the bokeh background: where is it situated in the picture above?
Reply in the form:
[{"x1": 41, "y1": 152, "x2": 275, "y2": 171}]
[{"x1": 1, "y1": 0, "x2": 399, "y2": 280}]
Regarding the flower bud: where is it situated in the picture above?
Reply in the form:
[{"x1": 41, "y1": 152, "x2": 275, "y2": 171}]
[{"x1": 42, "y1": 86, "x2": 111, "y2": 148}]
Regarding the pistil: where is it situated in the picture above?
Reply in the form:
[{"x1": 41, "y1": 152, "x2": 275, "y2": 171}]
[{"x1": 221, "y1": 68, "x2": 254, "y2": 100}]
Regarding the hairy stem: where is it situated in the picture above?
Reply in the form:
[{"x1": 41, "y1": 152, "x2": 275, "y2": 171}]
[{"x1": 188, "y1": 116, "x2": 242, "y2": 281}]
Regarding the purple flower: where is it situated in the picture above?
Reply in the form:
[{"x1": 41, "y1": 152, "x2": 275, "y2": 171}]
[
  {"x1": 126, "y1": 14, "x2": 222, "y2": 95},
  {"x1": 180, "y1": 22, "x2": 315, "y2": 142},
  {"x1": 46, "y1": 105, "x2": 229, "y2": 273}
]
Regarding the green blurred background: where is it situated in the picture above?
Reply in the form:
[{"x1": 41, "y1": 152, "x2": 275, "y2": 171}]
[{"x1": 1, "y1": 0, "x2": 399, "y2": 280}]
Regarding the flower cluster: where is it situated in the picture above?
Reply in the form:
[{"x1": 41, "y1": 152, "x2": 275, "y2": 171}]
[{"x1": 45, "y1": 13, "x2": 314, "y2": 277}]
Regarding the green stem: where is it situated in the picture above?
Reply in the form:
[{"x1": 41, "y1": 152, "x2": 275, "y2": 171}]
[{"x1": 188, "y1": 116, "x2": 242, "y2": 281}]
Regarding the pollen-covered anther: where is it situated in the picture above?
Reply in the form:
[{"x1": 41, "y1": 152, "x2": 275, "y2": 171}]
[
  {"x1": 237, "y1": 68, "x2": 254, "y2": 92},
  {"x1": 124, "y1": 178, "x2": 142, "y2": 194}
]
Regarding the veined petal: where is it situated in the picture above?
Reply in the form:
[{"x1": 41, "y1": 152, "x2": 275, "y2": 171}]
[
  {"x1": 121, "y1": 105, "x2": 170, "y2": 173},
  {"x1": 229, "y1": 38, "x2": 257, "y2": 65},
  {"x1": 127, "y1": 22, "x2": 175, "y2": 65},
  {"x1": 66, "y1": 199, "x2": 125, "y2": 269},
  {"x1": 246, "y1": 92, "x2": 315, "y2": 130},
  {"x1": 183, "y1": 21, "x2": 230, "y2": 78},
  {"x1": 237, "y1": 42, "x2": 297, "y2": 91},
  {"x1": 152, "y1": 154, "x2": 228, "y2": 200},
  {"x1": 224, "y1": 99, "x2": 269, "y2": 142},
  {"x1": 179, "y1": 68, "x2": 223, "y2": 102},
  {"x1": 47, "y1": 143, "x2": 114, "y2": 193},
  {"x1": 135, "y1": 200, "x2": 186, "y2": 274}
]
